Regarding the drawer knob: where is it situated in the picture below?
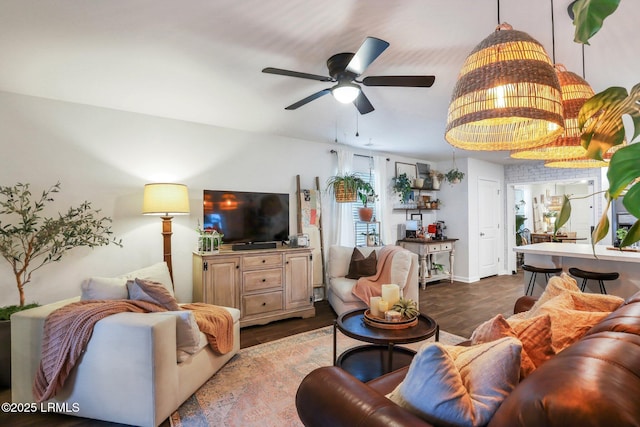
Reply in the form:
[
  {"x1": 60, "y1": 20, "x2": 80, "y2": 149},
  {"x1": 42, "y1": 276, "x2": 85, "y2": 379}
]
[
  {"x1": 262, "y1": 259, "x2": 266, "y2": 263},
  {"x1": 262, "y1": 278, "x2": 266, "y2": 282},
  {"x1": 262, "y1": 302, "x2": 266, "y2": 306}
]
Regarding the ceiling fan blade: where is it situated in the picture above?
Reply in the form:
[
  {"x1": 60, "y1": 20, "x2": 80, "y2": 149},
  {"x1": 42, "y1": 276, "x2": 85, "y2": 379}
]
[
  {"x1": 346, "y1": 37, "x2": 390, "y2": 76},
  {"x1": 262, "y1": 67, "x2": 332, "y2": 82},
  {"x1": 362, "y1": 75, "x2": 435, "y2": 87},
  {"x1": 285, "y1": 89, "x2": 331, "y2": 110},
  {"x1": 353, "y1": 91, "x2": 374, "y2": 114}
]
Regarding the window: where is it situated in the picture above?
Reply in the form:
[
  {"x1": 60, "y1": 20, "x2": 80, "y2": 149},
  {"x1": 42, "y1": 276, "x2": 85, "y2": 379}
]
[{"x1": 352, "y1": 170, "x2": 379, "y2": 247}]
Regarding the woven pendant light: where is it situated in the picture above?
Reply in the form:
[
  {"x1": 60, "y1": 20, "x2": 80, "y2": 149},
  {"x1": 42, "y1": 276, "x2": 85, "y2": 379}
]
[
  {"x1": 511, "y1": 65, "x2": 594, "y2": 159},
  {"x1": 545, "y1": 143, "x2": 622, "y2": 168},
  {"x1": 445, "y1": 23, "x2": 564, "y2": 151}
]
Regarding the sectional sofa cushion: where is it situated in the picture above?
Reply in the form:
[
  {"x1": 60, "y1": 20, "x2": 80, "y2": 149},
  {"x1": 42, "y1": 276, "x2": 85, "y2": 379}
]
[{"x1": 386, "y1": 337, "x2": 522, "y2": 427}]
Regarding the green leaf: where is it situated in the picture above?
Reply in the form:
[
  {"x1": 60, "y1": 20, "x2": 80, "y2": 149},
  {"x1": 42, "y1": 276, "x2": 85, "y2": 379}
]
[
  {"x1": 579, "y1": 86, "x2": 628, "y2": 159},
  {"x1": 592, "y1": 203, "x2": 611, "y2": 249},
  {"x1": 607, "y1": 143, "x2": 640, "y2": 200},
  {"x1": 554, "y1": 195, "x2": 572, "y2": 234},
  {"x1": 621, "y1": 220, "x2": 640, "y2": 247},
  {"x1": 572, "y1": 0, "x2": 621, "y2": 44}
]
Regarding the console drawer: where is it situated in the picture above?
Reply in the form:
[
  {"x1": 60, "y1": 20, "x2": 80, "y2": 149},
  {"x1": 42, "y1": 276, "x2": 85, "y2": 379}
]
[
  {"x1": 243, "y1": 268, "x2": 283, "y2": 292},
  {"x1": 440, "y1": 242, "x2": 452, "y2": 251},
  {"x1": 427, "y1": 243, "x2": 441, "y2": 252},
  {"x1": 243, "y1": 253, "x2": 283, "y2": 269},
  {"x1": 243, "y1": 291, "x2": 283, "y2": 316}
]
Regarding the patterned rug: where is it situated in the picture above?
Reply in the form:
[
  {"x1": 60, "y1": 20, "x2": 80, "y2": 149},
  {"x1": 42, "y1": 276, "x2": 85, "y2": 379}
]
[{"x1": 170, "y1": 325, "x2": 465, "y2": 427}]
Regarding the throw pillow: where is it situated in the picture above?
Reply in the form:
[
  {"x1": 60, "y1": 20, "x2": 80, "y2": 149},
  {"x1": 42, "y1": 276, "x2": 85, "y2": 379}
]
[
  {"x1": 152, "y1": 311, "x2": 202, "y2": 363},
  {"x1": 534, "y1": 292, "x2": 611, "y2": 352},
  {"x1": 121, "y1": 262, "x2": 175, "y2": 296},
  {"x1": 387, "y1": 337, "x2": 522, "y2": 427},
  {"x1": 471, "y1": 314, "x2": 554, "y2": 378},
  {"x1": 127, "y1": 278, "x2": 181, "y2": 311},
  {"x1": 80, "y1": 262, "x2": 175, "y2": 300},
  {"x1": 345, "y1": 248, "x2": 377, "y2": 279},
  {"x1": 80, "y1": 276, "x2": 128, "y2": 300}
]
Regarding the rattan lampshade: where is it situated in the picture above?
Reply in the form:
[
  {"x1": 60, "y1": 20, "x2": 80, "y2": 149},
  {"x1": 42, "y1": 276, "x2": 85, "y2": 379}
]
[
  {"x1": 545, "y1": 143, "x2": 621, "y2": 168},
  {"x1": 445, "y1": 23, "x2": 564, "y2": 151},
  {"x1": 511, "y1": 65, "x2": 594, "y2": 160}
]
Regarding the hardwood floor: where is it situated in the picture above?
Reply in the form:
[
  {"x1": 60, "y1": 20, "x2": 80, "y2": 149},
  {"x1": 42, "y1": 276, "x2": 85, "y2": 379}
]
[{"x1": 0, "y1": 271, "x2": 525, "y2": 426}]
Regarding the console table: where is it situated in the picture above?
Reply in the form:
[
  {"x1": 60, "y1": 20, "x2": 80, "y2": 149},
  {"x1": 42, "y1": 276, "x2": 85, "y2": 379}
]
[
  {"x1": 192, "y1": 247, "x2": 315, "y2": 327},
  {"x1": 397, "y1": 238, "x2": 457, "y2": 288}
]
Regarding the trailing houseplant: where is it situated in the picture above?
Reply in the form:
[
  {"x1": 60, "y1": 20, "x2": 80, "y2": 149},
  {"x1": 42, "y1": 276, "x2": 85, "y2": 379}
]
[
  {"x1": 444, "y1": 168, "x2": 465, "y2": 184},
  {"x1": 0, "y1": 182, "x2": 122, "y2": 313},
  {"x1": 554, "y1": 0, "x2": 640, "y2": 249},
  {"x1": 326, "y1": 173, "x2": 363, "y2": 203},
  {"x1": 392, "y1": 173, "x2": 413, "y2": 203}
]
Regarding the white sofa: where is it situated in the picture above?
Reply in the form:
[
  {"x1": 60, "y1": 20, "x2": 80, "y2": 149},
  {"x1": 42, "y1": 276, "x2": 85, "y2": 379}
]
[
  {"x1": 327, "y1": 245, "x2": 420, "y2": 316},
  {"x1": 11, "y1": 263, "x2": 241, "y2": 427}
]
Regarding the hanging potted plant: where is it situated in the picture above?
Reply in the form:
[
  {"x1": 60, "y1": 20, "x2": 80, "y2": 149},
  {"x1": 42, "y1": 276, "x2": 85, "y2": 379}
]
[
  {"x1": 445, "y1": 168, "x2": 465, "y2": 184},
  {"x1": 392, "y1": 173, "x2": 412, "y2": 203},
  {"x1": 0, "y1": 182, "x2": 122, "y2": 387},
  {"x1": 357, "y1": 181, "x2": 378, "y2": 222},
  {"x1": 326, "y1": 173, "x2": 361, "y2": 203}
]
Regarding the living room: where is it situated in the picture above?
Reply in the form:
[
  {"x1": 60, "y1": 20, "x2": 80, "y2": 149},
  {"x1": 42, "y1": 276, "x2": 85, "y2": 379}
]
[{"x1": 1, "y1": 1, "x2": 639, "y2": 426}]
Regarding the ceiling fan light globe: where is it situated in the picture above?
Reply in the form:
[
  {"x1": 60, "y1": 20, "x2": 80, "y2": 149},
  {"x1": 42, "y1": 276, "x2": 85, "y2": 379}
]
[{"x1": 332, "y1": 84, "x2": 360, "y2": 103}]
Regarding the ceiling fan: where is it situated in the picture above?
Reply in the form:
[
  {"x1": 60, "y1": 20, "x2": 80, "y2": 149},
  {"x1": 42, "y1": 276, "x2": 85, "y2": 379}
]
[{"x1": 262, "y1": 36, "x2": 435, "y2": 114}]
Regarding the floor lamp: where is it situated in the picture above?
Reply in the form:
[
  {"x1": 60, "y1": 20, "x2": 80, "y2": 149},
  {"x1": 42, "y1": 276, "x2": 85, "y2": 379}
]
[{"x1": 142, "y1": 183, "x2": 190, "y2": 284}]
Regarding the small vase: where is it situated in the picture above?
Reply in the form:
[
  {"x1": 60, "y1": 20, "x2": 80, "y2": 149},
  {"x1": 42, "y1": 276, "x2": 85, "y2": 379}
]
[
  {"x1": 432, "y1": 178, "x2": 441, "y2": 190},
  {"x1": 414, "y1": 178, "x2": 425, "y2": 188}
]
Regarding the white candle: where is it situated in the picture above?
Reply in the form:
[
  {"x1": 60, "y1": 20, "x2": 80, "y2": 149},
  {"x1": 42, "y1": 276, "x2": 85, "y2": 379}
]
[
  {"x1": 381, "y1": 284, "x2": 400, "y2": 307},
  {"x1": 370, "y1": 296, "x2": 381, "y2": 317},
  {"x1": 378, "y1": 300, "x2": 389, "y2": 314}
]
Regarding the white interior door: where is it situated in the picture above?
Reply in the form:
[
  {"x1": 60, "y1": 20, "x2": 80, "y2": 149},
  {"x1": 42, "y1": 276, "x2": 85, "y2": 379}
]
[{"x1": 478, "y1": 178, "x2": 500, "y2": 278}]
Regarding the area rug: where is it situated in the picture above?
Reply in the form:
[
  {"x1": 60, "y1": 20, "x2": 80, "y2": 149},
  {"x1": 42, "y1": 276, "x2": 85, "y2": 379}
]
[{"x1": 170, "y1": 326, "x2": 465, "y2": 427}]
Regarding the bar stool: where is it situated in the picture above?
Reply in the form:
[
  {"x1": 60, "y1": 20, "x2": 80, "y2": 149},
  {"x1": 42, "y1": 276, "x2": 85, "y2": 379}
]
[
  {"x1": 522, "y1": 265, "x2": 563, "y2": 296},
  {"x1": 568, "y1": 267, "x2": 619, "y2": 294}
]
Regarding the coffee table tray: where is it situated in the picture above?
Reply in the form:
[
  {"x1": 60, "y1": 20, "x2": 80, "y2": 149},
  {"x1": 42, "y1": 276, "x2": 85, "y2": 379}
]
[{"x1": 363, "y1": 309, "x2": 418, "y2": 329}]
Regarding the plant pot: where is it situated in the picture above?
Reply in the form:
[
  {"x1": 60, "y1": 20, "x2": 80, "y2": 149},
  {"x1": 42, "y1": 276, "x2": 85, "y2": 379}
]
[
  {"x1": 0, "y1": 319, "x2": 10, "y2": 388},
  {"x1": 334, "y1": 182, "x2": 357, "y2": 203},
  {"x1": 358, "y1": 207, "x2": 374, "y2": 222},
  {"x1": 432, "y1": 177, "x2": 441, "y2": 190},
  {"x1": 366, "y1": 234, "x2": 377, "y2": 246},
  {"x1": 414, "y1": 178, "x2": 425, "y2": 188},
  {"x1": 451, "y1": 178, "x2": 460, "y2": 184}
]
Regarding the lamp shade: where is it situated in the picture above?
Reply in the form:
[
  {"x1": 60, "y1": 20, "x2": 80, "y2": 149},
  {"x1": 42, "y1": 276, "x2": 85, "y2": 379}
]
[
  {"x1": 511, "y1": 65, "x2": 595, "y2": 160},
  {"x1": 142, "y1": 183, "x2": 190, "y2": 215},
  {"x1": 545, "y1": 143, "x2": 621, "y2": 169},
  {"x1": 445, "y1": 23, "x2": 564, "y2": 151},
  {"x1": 332, "y1": 83, "x2": 360, "y2": 104}
]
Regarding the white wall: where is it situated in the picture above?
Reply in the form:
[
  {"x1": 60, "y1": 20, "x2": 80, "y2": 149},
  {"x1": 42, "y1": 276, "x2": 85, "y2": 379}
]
[{"x1": 0, "y1": 91, "x2": 429, "y2": 307}]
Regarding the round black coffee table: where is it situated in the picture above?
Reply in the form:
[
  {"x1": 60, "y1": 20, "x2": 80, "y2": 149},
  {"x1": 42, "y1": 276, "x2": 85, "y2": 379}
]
[{"x1": 333, "y1": 308, "x2": 439, "y2": 382}]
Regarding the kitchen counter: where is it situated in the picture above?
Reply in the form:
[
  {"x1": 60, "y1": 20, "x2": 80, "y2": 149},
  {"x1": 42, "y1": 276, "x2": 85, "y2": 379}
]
[{"x1": 514, "y1": 243, "x2": 640, "y2": 298}]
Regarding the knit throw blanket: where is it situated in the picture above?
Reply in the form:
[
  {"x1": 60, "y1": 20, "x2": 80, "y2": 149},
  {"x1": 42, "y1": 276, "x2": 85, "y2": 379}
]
[
  {"x1": 33, "y1": 299, "x2": 234, "y2": 402},
  {"x1": 352, "y1": 245, "x2": 404, "y2": 304}
]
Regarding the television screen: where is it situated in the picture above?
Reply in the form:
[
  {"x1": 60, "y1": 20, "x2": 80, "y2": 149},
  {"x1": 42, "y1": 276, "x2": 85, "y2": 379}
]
[{"x1": 203, "y1": 190, "x2": 290, "y2": 244}]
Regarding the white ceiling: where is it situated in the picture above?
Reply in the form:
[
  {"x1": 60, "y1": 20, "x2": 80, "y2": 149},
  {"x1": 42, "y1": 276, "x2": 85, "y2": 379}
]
[{"x1": 1, "y1": 0, "x2": 638, "y2": 164}]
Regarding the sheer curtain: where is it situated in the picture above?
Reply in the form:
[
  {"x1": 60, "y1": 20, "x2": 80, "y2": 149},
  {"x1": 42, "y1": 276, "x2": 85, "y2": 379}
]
[
  {"x1": 331, "y1": 148, "x2": 355, "y2": 246},
  {"x1": 374, "y1": 155, "x2": 390, "y2": 245}
]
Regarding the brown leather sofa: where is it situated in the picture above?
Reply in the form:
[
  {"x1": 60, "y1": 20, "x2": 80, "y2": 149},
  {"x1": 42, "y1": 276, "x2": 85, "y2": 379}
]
[{"x1": 296, "y1": 291, "x2": 640, "y2": 427}]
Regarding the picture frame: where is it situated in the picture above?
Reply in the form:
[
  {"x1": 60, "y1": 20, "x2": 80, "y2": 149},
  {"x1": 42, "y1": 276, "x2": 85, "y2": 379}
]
[{"x1": 395, "y1": 162, "x2": 417, "y2": 181}]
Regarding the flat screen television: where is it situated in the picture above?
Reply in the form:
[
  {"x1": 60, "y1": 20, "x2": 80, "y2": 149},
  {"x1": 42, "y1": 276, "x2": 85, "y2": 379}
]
[{"x1": 203, "y1": 190, "x2": 290, "y2": 244}]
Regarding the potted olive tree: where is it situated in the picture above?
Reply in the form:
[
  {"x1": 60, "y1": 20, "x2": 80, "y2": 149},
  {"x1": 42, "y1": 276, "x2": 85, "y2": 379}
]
[{"x1": 0, "y1": 182, "x2": 121, "y2": 387}]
